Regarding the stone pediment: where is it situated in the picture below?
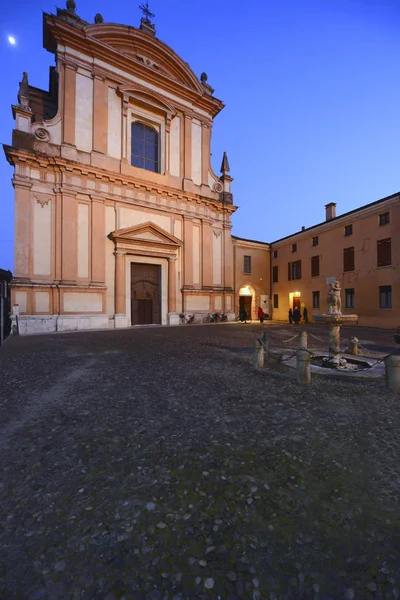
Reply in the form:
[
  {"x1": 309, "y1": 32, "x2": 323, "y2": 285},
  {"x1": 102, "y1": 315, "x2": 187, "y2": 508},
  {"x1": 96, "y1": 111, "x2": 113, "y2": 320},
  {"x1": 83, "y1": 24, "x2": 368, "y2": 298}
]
[
  {"x1": 109, "y1": 222, "x2": 182, "y2": 248},
  {"x1": 84, "y1": 24, "x2": 204, "y2": 94}
]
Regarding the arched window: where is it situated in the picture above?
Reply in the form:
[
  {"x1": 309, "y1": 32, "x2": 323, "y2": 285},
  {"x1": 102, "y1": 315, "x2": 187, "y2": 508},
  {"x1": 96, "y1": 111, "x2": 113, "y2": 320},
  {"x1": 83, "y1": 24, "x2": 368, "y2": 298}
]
[{"x1": 131, "y1": 122, "x2": 159, "y2": 173}]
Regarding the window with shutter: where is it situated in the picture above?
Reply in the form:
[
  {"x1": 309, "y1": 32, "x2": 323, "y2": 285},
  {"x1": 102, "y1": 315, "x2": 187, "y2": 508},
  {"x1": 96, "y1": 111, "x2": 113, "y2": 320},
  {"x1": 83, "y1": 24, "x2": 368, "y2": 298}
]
[
  {"x1": 272, "y1": 265, "x2": 278, "y2": 283},
  {"x1": 312, "y1": 291, "x2": 320, "y2": 309},
  {"x1": 311, "y1": 256, "x2": 320, "y2": 277},
  {"x1": 345, "y1": 288, "x2": 355, "y2": 309},
  {"x1": 244, "y1": 256, "x2": 252, "y2": 274},
  {"x1": 379, "y1": 285, "x2": 392, "y2": 309},
  {"x1": 343, "y1": 247, "x2": 355, "y2": 272},
  {"x1": 377, "y1": 238, "x2": 391, "y2": 267}
]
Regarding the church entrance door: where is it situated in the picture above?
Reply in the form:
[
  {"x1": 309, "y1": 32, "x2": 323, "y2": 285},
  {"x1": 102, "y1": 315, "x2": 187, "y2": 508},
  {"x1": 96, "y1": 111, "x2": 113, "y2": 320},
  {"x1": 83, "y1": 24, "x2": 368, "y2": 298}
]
[{"x1": 131, "y1": 263, "x2": 161, "y2": 325}]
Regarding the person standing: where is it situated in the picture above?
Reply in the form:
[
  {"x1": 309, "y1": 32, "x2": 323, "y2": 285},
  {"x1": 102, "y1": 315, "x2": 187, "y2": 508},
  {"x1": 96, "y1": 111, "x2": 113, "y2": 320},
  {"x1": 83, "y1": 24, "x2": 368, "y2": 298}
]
[
  {"x1": 258, "y1": 306, "x2": 264, "y2": 324},
  {"x1": 303, "y1": 306, "x2": 309, "y2": 324},
  {"x1": 293, "y1": 307, "x2": 301, "y2": 324},
  {"x1": 289, "y1": 308, "x2": 293, "y2": 324}
]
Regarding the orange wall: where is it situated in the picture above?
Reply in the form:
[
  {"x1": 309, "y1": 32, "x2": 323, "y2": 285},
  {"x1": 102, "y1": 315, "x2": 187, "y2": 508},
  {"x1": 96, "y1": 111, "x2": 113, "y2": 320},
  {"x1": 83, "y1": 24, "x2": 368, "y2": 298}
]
[
  {"x1": 234, "y1": 240, "x2": 271, "y2": 320},
  {"x1": 271, "y1": 197, "x2": 400, "y2": 328}
]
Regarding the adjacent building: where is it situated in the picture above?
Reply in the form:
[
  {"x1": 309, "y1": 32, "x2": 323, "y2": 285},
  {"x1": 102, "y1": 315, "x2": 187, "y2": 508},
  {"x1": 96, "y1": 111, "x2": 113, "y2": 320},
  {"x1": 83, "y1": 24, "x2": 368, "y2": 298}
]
[{"x1": 270, "y1": 195, "x2": 399, "y2": 329}]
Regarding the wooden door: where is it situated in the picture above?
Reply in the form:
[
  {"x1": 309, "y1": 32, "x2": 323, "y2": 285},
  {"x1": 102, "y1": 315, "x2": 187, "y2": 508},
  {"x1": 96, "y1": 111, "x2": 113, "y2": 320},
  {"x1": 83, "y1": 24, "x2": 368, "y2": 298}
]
[
  {"x1": 239, "y1": 296, "x2": 252, "y2": 319},
  {"x1": 293, "y1": 297, "x2": 301, "y2": 312},
  {"x1": 131, "y1": 263, "x2": 161, "y2": 325}
]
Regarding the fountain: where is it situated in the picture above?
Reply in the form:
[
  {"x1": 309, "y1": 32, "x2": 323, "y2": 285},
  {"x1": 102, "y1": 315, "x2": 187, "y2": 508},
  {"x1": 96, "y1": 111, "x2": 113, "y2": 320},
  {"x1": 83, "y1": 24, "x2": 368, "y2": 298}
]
[{"x1": 313, "y1": 280, "x2": 358, "y2": 368}]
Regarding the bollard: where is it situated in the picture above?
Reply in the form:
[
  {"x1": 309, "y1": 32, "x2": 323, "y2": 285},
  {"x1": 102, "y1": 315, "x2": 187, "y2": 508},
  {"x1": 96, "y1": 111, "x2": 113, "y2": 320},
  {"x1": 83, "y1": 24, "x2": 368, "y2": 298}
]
[
  {"x1": 253, "y1": 339, "x2": 264, "y2": 369},
  {"x1": 385, "y1": 354, "x2": 400, "y2": 394},
  {"x1": 346, "y1": 336, "x2": 359, "y2": 355},
  {"x1": 298, "y1": 330, "x2": 308, "y2": 349},
  {"x1": 296, "y1": 349, "x2": 311, "y2": 385}
]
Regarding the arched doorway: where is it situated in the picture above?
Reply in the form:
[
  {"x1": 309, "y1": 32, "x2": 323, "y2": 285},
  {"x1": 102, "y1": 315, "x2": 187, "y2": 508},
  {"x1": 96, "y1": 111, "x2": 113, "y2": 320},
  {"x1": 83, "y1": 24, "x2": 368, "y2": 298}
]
[{"x1": 239, "y1": 284, "x2": 255, "y2": 320}]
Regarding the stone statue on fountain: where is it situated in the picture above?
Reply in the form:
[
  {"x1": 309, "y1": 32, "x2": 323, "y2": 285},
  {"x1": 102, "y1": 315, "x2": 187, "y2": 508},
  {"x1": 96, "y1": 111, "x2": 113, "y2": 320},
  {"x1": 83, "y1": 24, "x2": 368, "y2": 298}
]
[
  {"x1": 327, "y1": 280, "x2": 341, "y2": 315},
  {"x1": 313, "y1": 279, "x2": 358, "y2": 368}
]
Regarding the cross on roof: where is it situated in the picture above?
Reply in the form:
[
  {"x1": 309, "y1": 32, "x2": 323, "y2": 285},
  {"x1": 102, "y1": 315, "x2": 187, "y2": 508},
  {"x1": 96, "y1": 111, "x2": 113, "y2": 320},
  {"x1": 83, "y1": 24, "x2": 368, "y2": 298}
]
[{"x1": 139, "y1": 1, "x2": 155, "y2": 23}]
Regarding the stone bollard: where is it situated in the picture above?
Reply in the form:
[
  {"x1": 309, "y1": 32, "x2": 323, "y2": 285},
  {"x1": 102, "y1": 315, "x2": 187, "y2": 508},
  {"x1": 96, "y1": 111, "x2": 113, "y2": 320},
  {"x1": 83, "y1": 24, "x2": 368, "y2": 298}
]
[
  {"x1": 297, "y1": 349, "x2": 311, "y2": 385},
  {"x1": 298, "y1": 330, "x2": 308, "y2": 349},
  {"x1": 253, "y1": 339, "x2": 264, "y2": 369},
  {"x1": 346, "y1": 336, "x2": 359, "y2": 355},
  {"x1": 385, "y1": 354, "x2": 400, "y2": 394}
]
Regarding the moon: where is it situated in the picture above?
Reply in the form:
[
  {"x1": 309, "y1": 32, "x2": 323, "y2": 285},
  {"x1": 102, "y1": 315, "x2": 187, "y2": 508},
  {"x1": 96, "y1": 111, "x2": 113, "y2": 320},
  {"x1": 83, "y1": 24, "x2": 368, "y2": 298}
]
[{"x1": 8, "y1": 36, "x2": 16, "y2": 45}]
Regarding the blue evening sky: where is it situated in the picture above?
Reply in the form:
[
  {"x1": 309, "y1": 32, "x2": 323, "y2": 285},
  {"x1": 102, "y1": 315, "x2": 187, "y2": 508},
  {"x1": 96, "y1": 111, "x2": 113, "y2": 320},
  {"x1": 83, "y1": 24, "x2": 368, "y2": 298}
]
[{"x1": 1, "y1": 0, "x2": 400, "y2": 271}]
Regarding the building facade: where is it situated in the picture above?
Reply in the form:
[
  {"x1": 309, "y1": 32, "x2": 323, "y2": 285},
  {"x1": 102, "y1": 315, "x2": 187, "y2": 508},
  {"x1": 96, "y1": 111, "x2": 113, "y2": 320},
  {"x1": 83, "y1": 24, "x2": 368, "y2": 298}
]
[
  {"x1": 232, "y1": 236, "x2": 271, "y2": 321},
  {"x1": 270, "y1": 195, "x2": 400, "y2": 328},
  {"x1": 3, "y1": 3, "x2": 237, "y2": 334}
]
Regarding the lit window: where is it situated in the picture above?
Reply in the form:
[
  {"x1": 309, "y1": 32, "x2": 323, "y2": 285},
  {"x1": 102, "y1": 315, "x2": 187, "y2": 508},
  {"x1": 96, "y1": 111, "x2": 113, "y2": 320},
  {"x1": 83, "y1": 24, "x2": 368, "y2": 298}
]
[
  {"x1": 379, "y1": 212, "x2": 390, "y2": 226},
  {"x1": 377, "y1": 238, "x2": 391, "y2": 267},
  {"x1": 345, "y1": 288, "x2": 355, "y2": 309},
  {"x1": 244, "y1": 256, "x2": 251, "y2": 274},
  {"x1": 131, "y1": 122, "x2": 159, "y2": 172},
  {"x1": 312, "y1": 291, "x2": 320, "y2": 309},
  {"x1": 379, "y1": 285, "x2": 392, "y2": 309},
  {"x1": 344, "y1": 224, "x2": 353, "y2": 237}
]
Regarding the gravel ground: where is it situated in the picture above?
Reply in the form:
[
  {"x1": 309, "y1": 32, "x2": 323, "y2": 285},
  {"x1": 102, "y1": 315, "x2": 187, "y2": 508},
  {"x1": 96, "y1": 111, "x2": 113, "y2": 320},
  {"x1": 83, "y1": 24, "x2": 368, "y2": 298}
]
[{"x1": 0, "y1": 322, "x2": 399, "y2": 600}]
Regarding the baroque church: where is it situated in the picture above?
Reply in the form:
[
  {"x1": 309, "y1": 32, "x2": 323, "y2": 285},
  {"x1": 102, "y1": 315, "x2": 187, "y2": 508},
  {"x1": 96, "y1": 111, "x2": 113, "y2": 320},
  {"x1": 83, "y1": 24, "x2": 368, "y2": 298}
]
[{"x1": 3, "y1": 1, "x2": 238, "y2": 333}]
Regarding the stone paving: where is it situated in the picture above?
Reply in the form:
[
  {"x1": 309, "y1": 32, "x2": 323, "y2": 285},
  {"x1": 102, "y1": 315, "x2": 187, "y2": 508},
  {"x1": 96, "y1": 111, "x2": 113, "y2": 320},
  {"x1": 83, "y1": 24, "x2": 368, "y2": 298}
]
[{"x1": 0, "y1": 322, "x2": 400, "y2": 600}]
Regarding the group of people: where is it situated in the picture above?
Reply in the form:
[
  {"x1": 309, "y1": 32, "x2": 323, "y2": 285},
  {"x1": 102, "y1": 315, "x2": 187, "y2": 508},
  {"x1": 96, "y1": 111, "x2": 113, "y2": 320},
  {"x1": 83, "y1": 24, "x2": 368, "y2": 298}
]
[
  {"x1": 289, "y1": 306, "x2": 308, "y2": 324},
  {"x1": 239, "y1": 307, "x2": 270, "y2": 323}
]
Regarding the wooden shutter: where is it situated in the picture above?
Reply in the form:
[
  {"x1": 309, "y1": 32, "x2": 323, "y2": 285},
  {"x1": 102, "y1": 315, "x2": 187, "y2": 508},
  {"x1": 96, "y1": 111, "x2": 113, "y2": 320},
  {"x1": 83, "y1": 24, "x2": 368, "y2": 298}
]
[
  {"x1": 377, "y1": 238, "x2": 391, "y2": 267},
  {"x1": 311, "y1": 256, "x2": 319, "y2": 277},
  {"x1": 343, "y1": 247, "x2": 354, "y2": 272}
]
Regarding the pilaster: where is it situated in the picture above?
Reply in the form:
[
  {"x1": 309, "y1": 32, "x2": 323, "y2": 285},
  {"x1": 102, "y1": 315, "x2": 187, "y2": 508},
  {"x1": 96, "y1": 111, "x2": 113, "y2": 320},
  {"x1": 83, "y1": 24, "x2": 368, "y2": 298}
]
[
  {"x1": 63, "y1": 62, "x2": 77, "y2": 146},
  {"x1": 92, "y1": 73, "x2": 108, "y2": 154}
]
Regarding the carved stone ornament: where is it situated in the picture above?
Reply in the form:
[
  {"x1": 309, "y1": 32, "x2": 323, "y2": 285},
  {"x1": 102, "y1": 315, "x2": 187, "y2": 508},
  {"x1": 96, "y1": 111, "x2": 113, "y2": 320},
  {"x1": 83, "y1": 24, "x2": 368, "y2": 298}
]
[
  {"x1": 34, "y1": 127, "x2": 51, "y2": 142},
  {"x1": 327, "y1": 280, "x2": 342, "y2": 315},
  {"x1": 213, "y1": 181, "x2": 223, "y2": 194},
  {"x1": 34, "y1": 195, "x2": 51, "y2": 208},
  {"x1": 94, "y1": 13, "x2": 104, "y2": 23},
  {"x1": 18, "y1": 72, "x2": 30, "y2": 108},
  {"x1": 66, "y1": 0, "x2": 76, "y2": 12}
]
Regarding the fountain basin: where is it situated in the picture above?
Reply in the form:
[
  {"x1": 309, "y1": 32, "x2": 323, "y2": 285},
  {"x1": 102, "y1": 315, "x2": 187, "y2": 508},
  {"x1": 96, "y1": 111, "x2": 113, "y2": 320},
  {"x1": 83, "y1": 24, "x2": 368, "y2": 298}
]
[{"x1": 313, "y1": 313, "x2": 358, "y2": 325}]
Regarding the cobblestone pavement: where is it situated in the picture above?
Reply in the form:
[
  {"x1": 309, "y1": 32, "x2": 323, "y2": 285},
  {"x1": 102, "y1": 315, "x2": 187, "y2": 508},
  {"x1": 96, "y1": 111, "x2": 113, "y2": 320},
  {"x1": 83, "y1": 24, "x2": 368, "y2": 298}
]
[{"x1": 0, "y1": 323, "x2": 400, "y2": 600}]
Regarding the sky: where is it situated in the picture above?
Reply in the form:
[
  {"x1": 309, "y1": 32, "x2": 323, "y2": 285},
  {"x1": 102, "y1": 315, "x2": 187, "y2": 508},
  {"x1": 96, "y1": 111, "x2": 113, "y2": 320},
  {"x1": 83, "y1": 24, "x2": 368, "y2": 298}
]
[{"x1": 1, "y1": 0, "x2": 400, "y2": 271}]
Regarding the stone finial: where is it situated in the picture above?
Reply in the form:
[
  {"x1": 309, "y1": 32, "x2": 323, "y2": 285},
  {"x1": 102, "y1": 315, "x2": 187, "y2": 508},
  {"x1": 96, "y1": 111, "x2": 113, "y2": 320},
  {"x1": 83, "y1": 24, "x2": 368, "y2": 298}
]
[
  {"x1": 66, "y1": 0, "x2": 76, "y2": 12},
  {"x1": 94, "y1": 13, "x2": 104, "y2": 23},
  {"x1": 220, "y1": 151, "x2": 230, "y2": 174},
  {"x1": 200, "y1": 72, "x2": 208, "y2": 83},
  {"x1": 18, "y1": 72, "x2": 30, "y2": 108}
]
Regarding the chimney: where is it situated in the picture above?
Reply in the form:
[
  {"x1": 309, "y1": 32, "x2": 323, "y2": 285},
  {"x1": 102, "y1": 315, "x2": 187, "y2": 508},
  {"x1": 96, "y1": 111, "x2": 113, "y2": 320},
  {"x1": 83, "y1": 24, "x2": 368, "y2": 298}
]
[
  {"x1": 301, "y1": 226, "x2": 305, "y2": 231},
  {"x1": 325, "y1": 202, "x2": 337, "y2": 221}
]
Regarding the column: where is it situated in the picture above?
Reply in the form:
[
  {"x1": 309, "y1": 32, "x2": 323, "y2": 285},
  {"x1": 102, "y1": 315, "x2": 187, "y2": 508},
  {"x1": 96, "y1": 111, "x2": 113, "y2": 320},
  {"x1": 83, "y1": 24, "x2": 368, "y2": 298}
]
[
  {"x1": 168, "y1": 257, "x2": 177, "y2": 313},
  {"x1": 115, "y1": 250, "x2": 126, "y2": 315}
]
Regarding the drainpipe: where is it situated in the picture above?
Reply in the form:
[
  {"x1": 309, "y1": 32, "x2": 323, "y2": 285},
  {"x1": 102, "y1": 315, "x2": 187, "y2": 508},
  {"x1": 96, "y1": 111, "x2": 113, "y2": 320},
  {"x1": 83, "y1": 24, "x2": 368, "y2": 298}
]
[{"x1": 269, "y1": 245, "x2": 272, "y2": 318}]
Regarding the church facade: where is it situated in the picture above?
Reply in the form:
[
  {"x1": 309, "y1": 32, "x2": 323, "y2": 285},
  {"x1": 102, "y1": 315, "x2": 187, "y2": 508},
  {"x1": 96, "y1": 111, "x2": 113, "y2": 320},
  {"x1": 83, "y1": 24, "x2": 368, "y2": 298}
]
[{"x1": 3, "y1": 3, "x2": 236, "y2": 334}]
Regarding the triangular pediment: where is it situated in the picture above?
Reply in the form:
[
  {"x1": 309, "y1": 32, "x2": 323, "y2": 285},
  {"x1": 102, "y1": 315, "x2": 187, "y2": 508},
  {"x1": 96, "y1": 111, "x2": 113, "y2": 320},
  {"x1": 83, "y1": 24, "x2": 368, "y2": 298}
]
[{"x1": 109, "y1": 222, "x2": 182, "y2": 247}]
